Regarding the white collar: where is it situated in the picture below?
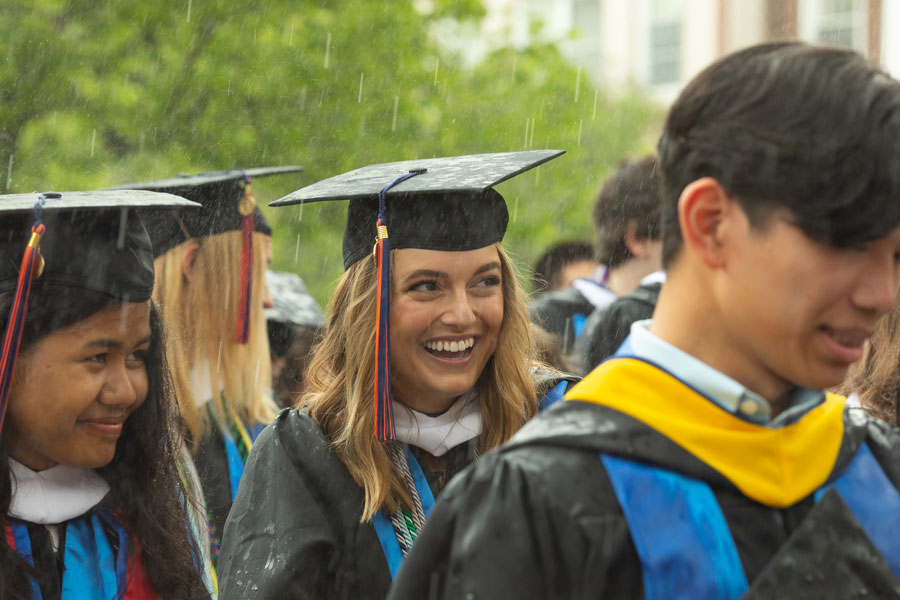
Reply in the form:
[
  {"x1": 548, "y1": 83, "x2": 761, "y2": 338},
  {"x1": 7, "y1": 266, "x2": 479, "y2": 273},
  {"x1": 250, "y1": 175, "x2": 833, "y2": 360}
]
[
  {"x1": 392, "y1": 391, "x2": 482, "y2": 457},
  {"x1": 8, "y1": 459, "x2": 110, "y2": 524},
  {"x1": 572, "y1": 277, "x2": 617, "y2": 310}
]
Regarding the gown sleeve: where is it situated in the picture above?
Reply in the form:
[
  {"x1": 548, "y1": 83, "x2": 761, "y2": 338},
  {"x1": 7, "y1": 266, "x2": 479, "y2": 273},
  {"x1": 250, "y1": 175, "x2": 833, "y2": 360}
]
[
  {"x1": 217, "y1": 415, "x2": 339, "y2": 600},
  {"x1": 388, "y1": 445, "x2": 641, "y2": 600}
]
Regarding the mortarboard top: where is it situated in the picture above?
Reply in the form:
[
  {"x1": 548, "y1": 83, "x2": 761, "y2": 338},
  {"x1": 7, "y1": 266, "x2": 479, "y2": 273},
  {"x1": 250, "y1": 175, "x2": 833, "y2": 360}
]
[
  {"x1": 265, "y1": 271, "x2": 326, "y2": 329},
  {"x1": 0, "y1": 190, "x2": 200, "y2": 302},
  {"x1": 271, "y1": 150, "x2": 565, "y2": 269},
  {"x1": 115, "y1": 166, "x2": 303, "y2": 257}
]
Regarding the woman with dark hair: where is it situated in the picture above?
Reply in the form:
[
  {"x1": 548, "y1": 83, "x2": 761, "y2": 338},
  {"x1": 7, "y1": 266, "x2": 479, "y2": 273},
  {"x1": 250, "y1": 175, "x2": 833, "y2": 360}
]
[
  {"x1": 0, "y1": 192, "x2": 211, "y2": 599},
  {"x1": 218, "y1": 151, "x2": 577, "y2": 600}
]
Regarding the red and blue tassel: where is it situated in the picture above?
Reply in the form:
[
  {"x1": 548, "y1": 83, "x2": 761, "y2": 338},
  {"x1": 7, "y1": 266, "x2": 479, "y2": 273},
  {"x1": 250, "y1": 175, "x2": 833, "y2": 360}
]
[
  {"x1": 0, "y1": 195, "x2": 47, "y2": 433},
  {"x1": 373, "y1": 169, "x2": 426, "y2": 443},
  {"x1": 235, "y1": 176, "x2": 255, "y2": 344}
]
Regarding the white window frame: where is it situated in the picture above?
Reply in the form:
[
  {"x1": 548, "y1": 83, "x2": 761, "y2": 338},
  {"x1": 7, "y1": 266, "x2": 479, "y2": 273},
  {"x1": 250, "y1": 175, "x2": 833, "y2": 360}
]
[{"x1": 798, "y1": 0, "x2": 868, "y2": 53}]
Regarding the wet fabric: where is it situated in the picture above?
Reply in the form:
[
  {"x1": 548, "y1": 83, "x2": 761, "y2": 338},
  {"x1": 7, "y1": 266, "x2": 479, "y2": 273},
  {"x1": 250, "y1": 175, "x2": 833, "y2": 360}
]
[
  {"x1": 387, "y1": 360, "x2": 900, "y2": 599},
  {"x1": 217, "y1": 372, "x2": 577, "y2": 600}
]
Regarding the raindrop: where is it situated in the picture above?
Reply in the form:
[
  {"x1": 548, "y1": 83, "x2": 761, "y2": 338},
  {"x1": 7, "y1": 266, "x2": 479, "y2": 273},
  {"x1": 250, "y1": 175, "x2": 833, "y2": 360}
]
[
  {"x1": 358, "y1": 73, "x2": 364, "y2": 103},
  {"x1": 289, "y1": 24, "x2": 294, "y2": 47},
  {"x1": 6, "y1": 154, "x2": 13, "y2": 191},
  {"x1": 324, "y1": 32, "x2": 331, "y2": 69},
  {"x1": 294, "y1": 233, "x2": 301, "y2": 263},
  {"x1": 216, "y1": 340, "x2": 223, "y2": 373},
  {"x1": 186, "y1": 0, "x2": 192, "y2": 22},
  {"x1": 574, "y1": 66, "x2": 581, "y2": 103},
  {"x1": 529, "y1": 118, "x2": 535, "y2": 148},
  {"x1": 433, "y1": 58, "x2": 439, "y2": 85},
  {"x1": 577, "y1": 119, "x2": 583, "y2": 145},
  {"x1": 296, "y1": 201, "x2": 304, "y2": 223},
  {"x1": 254, "y1": 359, "x2": 261, "y2": 390},
  {"x1": 90, "y1": 129, "x2": 97, "y2": 157},
  {"x1": 592, "y1": 90, "x2": 599, "y2": 120},
  {"x1": 391, "y1": 96, "x2": 399, "y2": 132},
  {"x1": 523, "y1": 118, "x2": 531, "y2": 148}
]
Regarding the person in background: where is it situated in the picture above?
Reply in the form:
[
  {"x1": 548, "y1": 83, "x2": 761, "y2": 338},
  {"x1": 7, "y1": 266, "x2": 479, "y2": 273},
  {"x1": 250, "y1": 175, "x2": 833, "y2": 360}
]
[
  {"x1": 0, "y1": 191, "x2": 211, "y2": 599},
  {"x1": 265, "y1": 270, "x2": 326, "y2": 409},
  {"x1": 531, "y1": 240, "x2": 598, "y2": 295},
  {"x1": 118, "y1": 166, "x2": 301, "y2": 579},
  {"x1": 574, "y1": 269, "x2": 665, "y2": 375},
  {"x1": 389, "y1": 42, "x2": 900, "y2": 599},
  {"x1": 217, "y1": 151, "x2": 576, "y2": 600},
  {"x1": 531, "y1": 155, "x2": 662, "y2": 356}
]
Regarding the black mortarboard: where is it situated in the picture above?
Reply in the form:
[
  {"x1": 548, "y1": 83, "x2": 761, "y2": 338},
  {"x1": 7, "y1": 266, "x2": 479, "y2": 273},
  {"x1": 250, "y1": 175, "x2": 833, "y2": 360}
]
[
  {"x1": 265, "y1": 271, "x2": 326, "y2": 329},
  {"x1": 115, "y1": 166, "x2": 302, "y2": 257},
  {"x1": 271, "y1": 150, "x2": 564, "y2": 269},
  {"x1": 271, "y1": 150, "x2": 565, "y2": 442},
  {"x1": 0, "y1": 190, "x2": 200, "y2": 430}
]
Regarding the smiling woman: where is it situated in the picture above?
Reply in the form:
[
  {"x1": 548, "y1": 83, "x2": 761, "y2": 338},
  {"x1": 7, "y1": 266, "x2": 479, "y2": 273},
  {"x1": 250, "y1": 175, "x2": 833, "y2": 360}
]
[
  {"x1": 0, "y1": 193, "x2": 211, "y2": 600},
  {"x1": 217, "y1": 151, "x2": 576, "y2": 600}
]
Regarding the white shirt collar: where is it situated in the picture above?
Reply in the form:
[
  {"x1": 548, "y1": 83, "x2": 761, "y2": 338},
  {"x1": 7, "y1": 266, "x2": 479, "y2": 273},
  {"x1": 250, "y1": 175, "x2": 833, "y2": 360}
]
[
  {"x1": 393, "y1": 390, "x2": 482, "y2": 457},
  {"x1": 9, "y1": 459, "x2": 110, "y2": 524}
]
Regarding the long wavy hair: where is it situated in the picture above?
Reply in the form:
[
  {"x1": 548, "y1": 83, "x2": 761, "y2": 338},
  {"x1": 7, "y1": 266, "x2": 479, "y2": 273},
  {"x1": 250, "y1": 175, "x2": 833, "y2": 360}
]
[
  {"x1": 0, "y1": 289, "x2": 209, "y2": 600},
  {"x1": 305, "y1": 243, "x2": 539, "y2": 522},
  {"x1": 838, "y1": 297, "x2": 900, "y2": 425},
  {"x1": 153, "y1": 231, "x2": 276, "y2": 444}
]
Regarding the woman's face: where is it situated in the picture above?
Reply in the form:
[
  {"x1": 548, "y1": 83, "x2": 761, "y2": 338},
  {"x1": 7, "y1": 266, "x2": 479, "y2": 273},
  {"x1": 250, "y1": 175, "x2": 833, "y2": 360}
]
[
  {"x1": 389, "y1": 246, "x2": 504, "y2": 413},
  {"x1": 5, "y1": 302, "x2": 151, "y2": 471}
]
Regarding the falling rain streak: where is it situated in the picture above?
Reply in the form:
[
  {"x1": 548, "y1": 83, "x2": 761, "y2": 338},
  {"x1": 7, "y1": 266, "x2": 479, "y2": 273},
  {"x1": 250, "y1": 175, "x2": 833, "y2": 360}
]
[
  {"x1": 577, "y1": 119, "x2": 583, "y2": 145},
  {"x1": 186, "y1": 0, "x2": 191, "y2": 22},
  {"x1": 90, "y1": 129, "x2": 96, "y2": 157},
  {"x1": 294, "y1": 233, "x2": 301, "y2": 263},
  {"x1": 324, "y1": 33, "x2": 331, "y2": 68},
  {"x1": 434, "y1": 59, "x2": 439, "y2": 85},
  {"x1": 358, "y1": 73, "x2": 364, "y2": 103},
  {"x1": 289, "y1": 24, "x2": 294, "y2": 47},
  {"x1": 392, "y1": 96, "x2": 399, "y2": 132},
  {"x1": 6, "y1": 155, "x2": 12, "y2": 191},
  {"x1": 216, "y1": 340, "x2": 223, "y2": 373},
  {"x1": 593, "y1": 90, "x2": 599, "y2": 120},
  {"x1": 574, "y1": 66, "x2": 581, "y2": 103}
]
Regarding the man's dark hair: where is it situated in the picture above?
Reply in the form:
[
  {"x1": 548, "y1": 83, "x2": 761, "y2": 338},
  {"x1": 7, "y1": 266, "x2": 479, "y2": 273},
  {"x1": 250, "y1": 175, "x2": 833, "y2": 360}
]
[
  {"x1": 658, "y1": 41, "x2": 900, "y2": 267},
  {"x1": 532, "y1": 240, "x2": 596, "y2": 293},
  {"x1": 592, "y1": 155, "x2": 662, "y2": 268}
]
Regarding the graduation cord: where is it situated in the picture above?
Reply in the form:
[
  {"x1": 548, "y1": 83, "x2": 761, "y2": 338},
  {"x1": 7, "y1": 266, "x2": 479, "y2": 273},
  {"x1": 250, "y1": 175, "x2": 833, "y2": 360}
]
[{"x1": 386, "y1": 442, "x2": 427, "y2": 555}]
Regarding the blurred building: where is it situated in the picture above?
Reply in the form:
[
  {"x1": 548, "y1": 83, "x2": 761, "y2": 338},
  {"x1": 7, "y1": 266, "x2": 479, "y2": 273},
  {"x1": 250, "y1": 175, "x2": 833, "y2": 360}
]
[{"x1": 484, "y1": 0, "x2": 898, "y2": 103}]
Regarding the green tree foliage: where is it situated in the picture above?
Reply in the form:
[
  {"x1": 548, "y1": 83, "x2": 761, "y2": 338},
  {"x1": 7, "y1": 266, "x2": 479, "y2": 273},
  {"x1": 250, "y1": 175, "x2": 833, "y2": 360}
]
[{"x1": 2, "y1": 0, "x2": 659, "y2": 304}]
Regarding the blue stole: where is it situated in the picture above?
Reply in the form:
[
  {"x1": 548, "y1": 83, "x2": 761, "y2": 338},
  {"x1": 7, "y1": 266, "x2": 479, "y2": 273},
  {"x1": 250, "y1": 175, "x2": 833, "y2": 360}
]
[
  {"x1": 373, "y1": 444, "x2": 436, "y2": 580},
  {"x1": 222, "y1": 420, "x2": 266, "y2": 500},
  {"x1": 9, "y1": 509, "x2": 129, "y2": 600},
  {"x1": 602, "y1": 442, "x2": 900, "y2": 599}
]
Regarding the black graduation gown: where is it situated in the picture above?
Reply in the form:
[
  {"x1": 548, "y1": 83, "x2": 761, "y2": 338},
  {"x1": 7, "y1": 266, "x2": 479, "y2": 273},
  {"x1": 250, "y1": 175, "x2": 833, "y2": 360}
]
[
  {"x1": 388, "y1": 365, "x2": 900, "y2": 599},
  {"x1": 217, "y1": 373, "x2": 576, "y2": 600},
  {"x1": 530, "y1": 287, "x2": 597, "y2": 354},
  {"x1": 574, "y1": 280, "x2": 660, "y2": 375}
]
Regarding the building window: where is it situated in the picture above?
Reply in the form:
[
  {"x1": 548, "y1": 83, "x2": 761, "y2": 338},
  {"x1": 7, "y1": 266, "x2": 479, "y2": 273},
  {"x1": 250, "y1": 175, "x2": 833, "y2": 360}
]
[
  {"x1": 648, "y1": 0, "x2": 682, "y2": 86},
  {"x1": 800, "y1": 0, "x2": 867, "y2": 52}
]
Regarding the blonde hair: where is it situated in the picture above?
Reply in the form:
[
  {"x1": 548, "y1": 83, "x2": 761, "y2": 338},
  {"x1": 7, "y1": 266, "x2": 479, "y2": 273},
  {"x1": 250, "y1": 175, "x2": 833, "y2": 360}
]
[
  {"x1": 305, "y1": 244, "x2": 539, "y2": 521},
  {"x1": 153, "y1": 231, "x2": 276, "y2": 443},
  {"x1": 838, "y1": 298, "x2": 900, "y2": 425}
]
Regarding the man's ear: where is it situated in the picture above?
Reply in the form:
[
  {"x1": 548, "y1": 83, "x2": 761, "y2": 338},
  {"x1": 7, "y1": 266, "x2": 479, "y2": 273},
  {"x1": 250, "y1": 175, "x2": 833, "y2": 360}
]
[
  {"x1": 181, "y1": 242, "x2": 201, "y2": 283},
  {"x1": 624, "y1": 221, "x2": 654, "y2": 259},
  {"x1": 677, "y1": 177, "x2": 733, "y2": 269}
]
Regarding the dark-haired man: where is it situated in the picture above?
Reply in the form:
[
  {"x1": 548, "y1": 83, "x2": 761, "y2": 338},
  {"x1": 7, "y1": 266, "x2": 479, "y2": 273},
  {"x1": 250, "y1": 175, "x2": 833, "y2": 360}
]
[
  {"x1": 531, "y1": 155, "x2": 662, "y2": 356},
  {"x1": 389, "y1": 42, "x2": 900, "y2": 599}
]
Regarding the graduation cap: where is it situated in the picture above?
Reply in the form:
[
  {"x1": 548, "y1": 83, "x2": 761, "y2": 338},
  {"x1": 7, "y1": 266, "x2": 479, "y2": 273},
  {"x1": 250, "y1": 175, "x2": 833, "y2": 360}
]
[
  {"x1": 0, "y1": 190, "x2": 200, "y2": 432},
  {"x1": 115, "y1": 166, "x2": 303, "y2": 343},
  {"x1": 271, "y1": 149, "x2": 565, "y2": 442},
  {"x1": 265, "y1": 271, "x2": 326, "y2": 359}
]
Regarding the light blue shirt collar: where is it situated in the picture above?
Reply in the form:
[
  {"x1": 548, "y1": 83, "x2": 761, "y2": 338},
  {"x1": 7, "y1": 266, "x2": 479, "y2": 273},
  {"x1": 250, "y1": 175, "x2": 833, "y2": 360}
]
[{"x1": 620, "y1": 320, "x2": 825, "y2": 428}]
